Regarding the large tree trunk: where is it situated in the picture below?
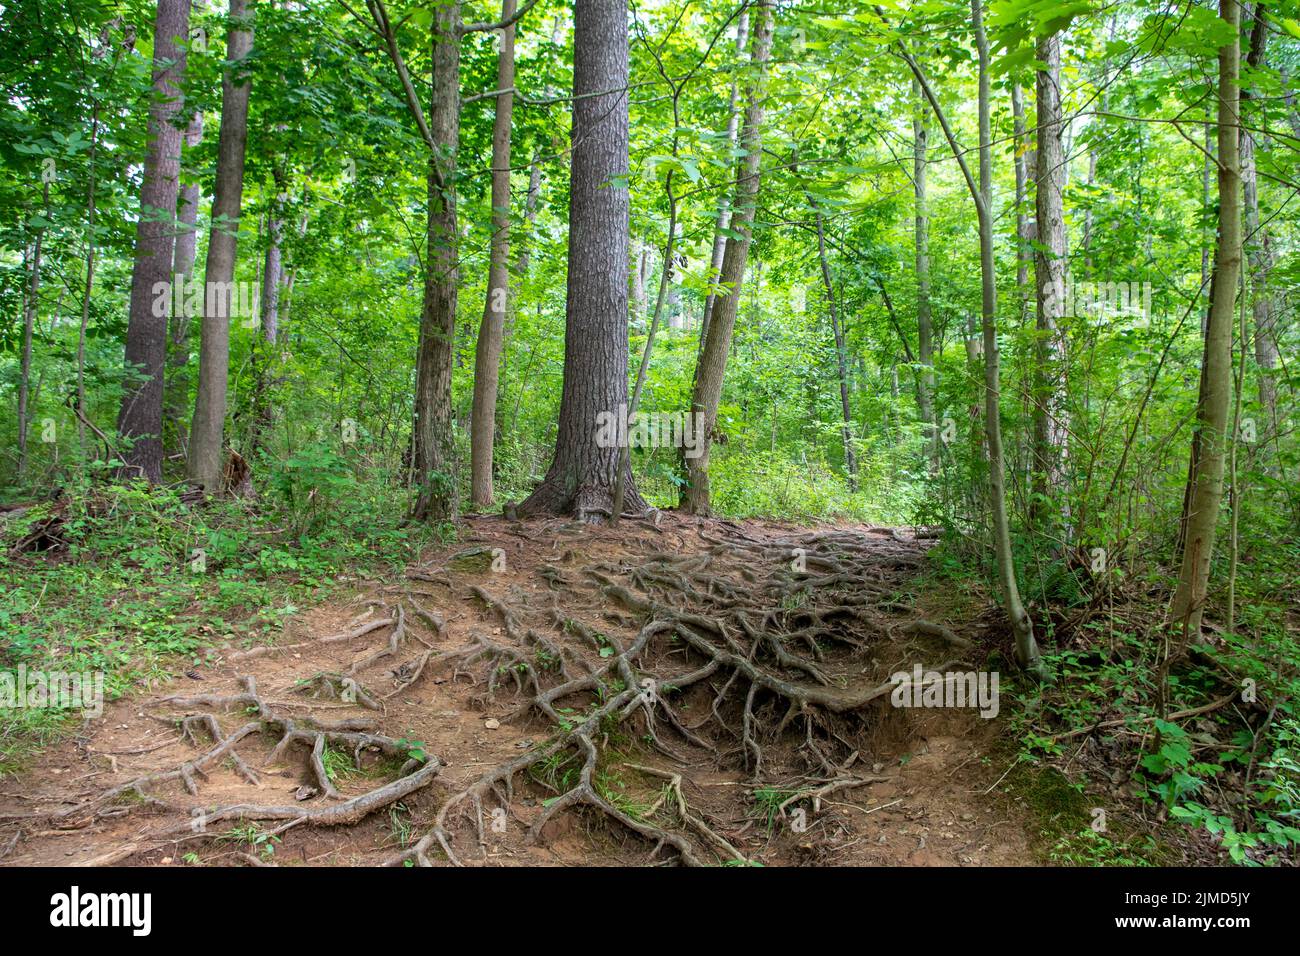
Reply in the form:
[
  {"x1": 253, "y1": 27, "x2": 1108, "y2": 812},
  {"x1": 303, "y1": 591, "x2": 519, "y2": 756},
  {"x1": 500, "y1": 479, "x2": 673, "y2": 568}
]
[
  {"x1": 912, "y1": 75, "x2": 937, "y2": 475},
  {"x1": 188, "y1": 0, "x2": 253, "y2": 494},
  {"x1": 681, "y1": 0, "x2": 774, "y2": 515},
  {"x1": 411, "y1": 1, "x2": 461, "y2": 521},
  {"x1": 469, "y1": 0, "x2": 516, "y2": 508},
  {"x1": 117, "y1": 0, "x2": 192, "y2": 483},
  {"x1": 1031, "y1": 30, "x2": 1070, "y2": 533},
  {"x1": 165, "y1": 111, "x2": 203, "y2": 459},
  {"x1": 516, "y1": 0, "x2": 643, "y2": 519},
  {"x1": 1170, "y1": 0, "x2": 1242, "y2": 639}
]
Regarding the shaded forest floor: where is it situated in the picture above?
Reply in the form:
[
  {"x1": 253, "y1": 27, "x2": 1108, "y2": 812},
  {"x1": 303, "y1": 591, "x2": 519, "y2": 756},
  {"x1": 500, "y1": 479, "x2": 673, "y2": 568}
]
[{"x1": 0, "y1": 515, "x2": 1052, "y2": 866}]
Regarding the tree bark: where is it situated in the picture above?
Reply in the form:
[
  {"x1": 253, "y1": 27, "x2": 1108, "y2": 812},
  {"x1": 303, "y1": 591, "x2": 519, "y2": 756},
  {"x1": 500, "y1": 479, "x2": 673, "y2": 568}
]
[
  {"x1": 469, "y1": 0, "x2": 517, "y2": 508},
  {"x1": 188, "y1": 0, "x2": 253, "y2": 493},
  {"x1": 1170, "y1": 0, "x2": 1242, "y2": 639},
  {"x1": 1032, "y1": 30, "x2": 1070, "y2": 533},
  {"x1": 974, "y1": 0, "x2": 1041, "y2": 672},
  {"x1": 681, "y1": 0, "x2": 774, "y2": 515},
  {"x1": 512, "y1": 154, "x2": 543, "y2": 276},
  {"x1": 118, "y1": 0, "x2": 192, "y2": 482},
  {"x1": 165, "y1": 111, "x2": 203, "y2": 459},
  {"x1": 516, "y1": 0, "x2": 644, "y2": 519},
  {"x1": 1241, "y1": 5, "x2": 1276, "y2": 437},
  {"x1": 901, "y1": 3, "x2": 1041, "y2": 673},
  {"x1": 248, "y1": 167, "x2": 285, "y2": 457},
  {"x1": 77, "y1": 102, "x2": 106, "y2": 458},
  {"x1": 811, "y1": 201, "x2": 855, "y2": 488},
  {"x1": 1010, "y1": 81, "x2": 1031, "y2": 317},
  {"x1": 698, "y1": 9, "x2": 748, "y2": 356},
  {"x1": 17, "y1": 185, "x2": 48, "y2": 478},
  {"x1": 913, "y1": 75, "x2": 937, "y2": 474},
  {"x1": 411, "y1": 0, "x2": 461, "y2": 521}
]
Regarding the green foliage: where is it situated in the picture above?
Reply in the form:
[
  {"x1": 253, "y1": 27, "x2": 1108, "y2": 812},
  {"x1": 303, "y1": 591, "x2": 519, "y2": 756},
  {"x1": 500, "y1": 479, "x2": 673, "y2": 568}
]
[{"x1": 0, "y1": 476, "x2": 438, "y2": 775}]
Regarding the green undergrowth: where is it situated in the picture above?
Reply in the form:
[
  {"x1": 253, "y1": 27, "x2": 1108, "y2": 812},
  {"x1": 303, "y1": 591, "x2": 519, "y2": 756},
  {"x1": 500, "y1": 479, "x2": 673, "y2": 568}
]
[
  {"x1": 916, "y1": 526, "x2": 1300, "y2": 867},
  {"x1": 0, "y1": 468, "x2": 451, "y2": 776}
]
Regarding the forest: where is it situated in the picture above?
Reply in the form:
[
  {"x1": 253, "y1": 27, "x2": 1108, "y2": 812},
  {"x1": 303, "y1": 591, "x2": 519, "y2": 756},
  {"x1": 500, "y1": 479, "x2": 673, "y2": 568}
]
[{"x1": 0, "y1": 0, "x2": 1297, "y2": 874}]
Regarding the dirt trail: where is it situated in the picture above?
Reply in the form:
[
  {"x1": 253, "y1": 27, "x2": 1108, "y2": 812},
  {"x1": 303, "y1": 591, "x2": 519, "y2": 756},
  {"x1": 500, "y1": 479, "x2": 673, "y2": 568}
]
[{"x1": 0, "y1": 515, "x2": 1035, "y2": 867}]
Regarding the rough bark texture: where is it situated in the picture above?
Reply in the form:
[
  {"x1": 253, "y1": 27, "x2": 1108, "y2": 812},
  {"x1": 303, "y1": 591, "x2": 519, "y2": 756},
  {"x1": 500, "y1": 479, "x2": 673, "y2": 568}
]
[
  {"x1": 681, "y1": 0, "x2": 773, "y2": 515},
  {"x1": 188, "y1": 0, "x2": 253, "y2": 494},
  {"x1": 469, "y1": 0, "x2": 516, "y2": 508},
  {"x1": 118, "y1": 0, "x2": 192, "y2": 482},
  {"x1": 1170, "y1": 0, "x2": 1242, "y2": 638},
  {"x1": 516, "y1": 0, "x2": 644, "y2": 519},
  {"x1": 1031, "y1": 31, "x2": 1070, "y2": 532},
  {"x1": 411, "y1": 1, "x2": 460, "y2": 522}
]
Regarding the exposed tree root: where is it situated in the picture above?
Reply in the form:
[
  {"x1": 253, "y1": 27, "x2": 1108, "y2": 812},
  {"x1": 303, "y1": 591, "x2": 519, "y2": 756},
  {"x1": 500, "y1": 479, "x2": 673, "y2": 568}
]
[
  {"x1": 61, "y1": 520, "x2": 969, "y2": 866},
  {"x1": 379, "y1": 522, "x2": 965, "y2": 866},
  {"x1": 59, "y1": 674, "x2": 439, "y2": 842}
]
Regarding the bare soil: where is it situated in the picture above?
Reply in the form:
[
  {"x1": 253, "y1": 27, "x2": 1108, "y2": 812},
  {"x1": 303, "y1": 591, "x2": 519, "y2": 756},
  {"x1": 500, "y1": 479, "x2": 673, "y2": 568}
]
[{"x1": 0, "y1": 515, "x2": 1036, "y2": 867}]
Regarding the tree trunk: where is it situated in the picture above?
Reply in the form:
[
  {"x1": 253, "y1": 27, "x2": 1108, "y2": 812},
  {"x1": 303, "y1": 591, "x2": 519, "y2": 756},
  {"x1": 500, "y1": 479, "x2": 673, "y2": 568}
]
[
  {"x1": 1241, "y1": 5, "x2": 1276, "y2": 437},
  {"x1": 469, "y1": 0, "x2": 516, "y2": 508},
  {"x1": 1031, "y1": 30, "x2": 1070, "y2": 533},
  {"x1": 904, "y1": 2, "x2": 1040, "y2": 671},
  {"x1": 188, "y1": 0, "x2": 253, "y2": 494},
  {"x1": 698, "y1": 9, "x2": 748, "y2": 355},
  {"x1": 1010, "y1": 81, "x2": 1031, "y2": 317},
  {"x1": 913, "y1": 75, "x2": 937, "y2": 474},
  {"x1": 411, "y1": 0, "x2": 461, "y2": 521},
  {"x1": 630, "y1": 240, "x2": 648, "y2": 325},
  {"x1": 261, "y1": 192, "x2": 284, "y2": 346},
  {"x1": 165, "y1": 111, "x2": 203, "y2": 459},
  {"x1": 681, "y1": 0, "x2": 774, "y2": 515},
  {"x1": 812, "y1": 203, "x2": 855, "y2": 488},
  {"x1": 516, "y1": 0, "x2": 644, "y2": 519},
  {"x1": 248, "y1": 169, "x2": 285, "y2": 457},
  {"x1": 1170, "y1": 0, "x2": 1242, "y2": 639},
  {"x1": 512, "y1": 154, "x2": 543, "y2": 275},
  {"x1": 974, "y1": 0, "x2": 1041, "y2": 672},
  {"x1": 77, "y1": 103, "x2": 106, "y2": 458},
  {"x1": 17, "y1": 185, "x2": 48, "y2": 478},
  {"x1": 118, "y1": 0, "x2": 192, "y2": 483}
]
